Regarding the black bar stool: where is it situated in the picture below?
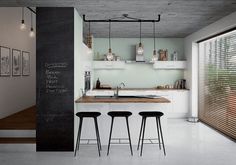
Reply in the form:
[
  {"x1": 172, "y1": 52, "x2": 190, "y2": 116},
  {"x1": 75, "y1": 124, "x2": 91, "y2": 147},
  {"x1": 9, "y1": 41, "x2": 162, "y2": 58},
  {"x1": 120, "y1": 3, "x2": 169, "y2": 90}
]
[
  {"x1": 107, "y1": 111, "x2": 133, "y2": 156},
  {"x1": 137, "y1": 111, "x2": 166, "y2": 156},
  {"x1": 74, "y1": 112, "x2": 102, "y2": 157}
]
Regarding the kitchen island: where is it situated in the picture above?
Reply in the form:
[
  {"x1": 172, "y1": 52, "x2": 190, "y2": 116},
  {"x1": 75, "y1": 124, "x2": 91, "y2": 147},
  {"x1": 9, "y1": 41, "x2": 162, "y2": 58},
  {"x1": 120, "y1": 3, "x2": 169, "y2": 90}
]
[{"x1": 75, "y1": 95, "x2": 171, "y2": 145}]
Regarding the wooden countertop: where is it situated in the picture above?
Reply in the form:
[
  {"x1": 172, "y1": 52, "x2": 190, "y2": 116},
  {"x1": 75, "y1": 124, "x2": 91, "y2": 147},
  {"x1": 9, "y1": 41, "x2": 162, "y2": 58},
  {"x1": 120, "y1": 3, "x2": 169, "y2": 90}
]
[
  {"x1": 75, "y1": 96, "x2": 170, "y2": 103},
  {"x1": 93, "y1": 88, "x2": 189, "y2": 91}
]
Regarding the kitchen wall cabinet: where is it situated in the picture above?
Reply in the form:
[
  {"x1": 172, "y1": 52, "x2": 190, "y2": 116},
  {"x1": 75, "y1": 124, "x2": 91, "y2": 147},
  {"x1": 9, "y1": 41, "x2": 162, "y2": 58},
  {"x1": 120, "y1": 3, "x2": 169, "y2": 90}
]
[
  {"x1": 153, "y1": 61, "x2": 187, "y2": 69},
  {"x1": 93, "y1": 61, "x2": 125, "y2": 70}
]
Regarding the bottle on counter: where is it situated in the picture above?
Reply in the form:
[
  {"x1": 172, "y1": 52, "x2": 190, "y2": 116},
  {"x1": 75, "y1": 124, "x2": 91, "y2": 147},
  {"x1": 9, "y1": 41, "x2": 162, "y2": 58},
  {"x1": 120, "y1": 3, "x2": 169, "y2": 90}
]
[{"x1": 96, "y1": 78, "x2": 101, "y2": 89}]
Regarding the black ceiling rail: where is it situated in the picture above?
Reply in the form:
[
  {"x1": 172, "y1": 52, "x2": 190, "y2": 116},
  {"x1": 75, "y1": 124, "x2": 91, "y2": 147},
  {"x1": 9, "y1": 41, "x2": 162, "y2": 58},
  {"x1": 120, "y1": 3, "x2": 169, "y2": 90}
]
[
  {"x1": 27, "y1": 7, "x2": 36, "y2": 14},
  {"x1": 83, "y1": 14, "x2": 161, "y2": 23}
]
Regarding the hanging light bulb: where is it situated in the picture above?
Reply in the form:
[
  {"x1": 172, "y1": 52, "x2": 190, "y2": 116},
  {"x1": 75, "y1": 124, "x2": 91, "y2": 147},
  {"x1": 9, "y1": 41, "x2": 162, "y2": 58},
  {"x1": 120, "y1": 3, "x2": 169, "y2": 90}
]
[
  {"x1": 30, "y1": 27, "x2": 35, "y2": 37},
  {"x1": 137, "y1": 21, "x2": 144, "y2": 55},
  {"x1": 29, "y1": 11, "x2": 35, "y2": 37},
  {"x1": 87, "y1": 22, "x2": 93, "y2": 55},
  {"x1": 106, "y1": 21, "x2": 114, "y2": 61},
  {"x1": 152, "y1": 21, "x2": 158, "y2": 61},
  {"x1": 20, "y1": 7, "x2": 26, "y2": 30},
  {"x1": 137, "y1": 43, "x2": 144, "y2": 54}
]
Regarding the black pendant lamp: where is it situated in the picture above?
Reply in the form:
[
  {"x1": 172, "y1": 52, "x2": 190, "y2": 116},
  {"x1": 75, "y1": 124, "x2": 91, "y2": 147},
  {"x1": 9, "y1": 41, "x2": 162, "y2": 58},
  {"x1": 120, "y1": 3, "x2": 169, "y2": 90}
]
[
  {"x1": 29, "y1": 11, "x2": 35, "y2": 37},
  {"x1": 137, "y1": 20, "x2": 144, "y2": 54},
  {"x1": 152, "y1": 21, "x2": 158, "y2": 61},
  {"x1": 106, "y1": 21, "x2": 113, "y2": 60},
  {"x1": 20, "y1": 7, "x2": 26, "y2": 30}
]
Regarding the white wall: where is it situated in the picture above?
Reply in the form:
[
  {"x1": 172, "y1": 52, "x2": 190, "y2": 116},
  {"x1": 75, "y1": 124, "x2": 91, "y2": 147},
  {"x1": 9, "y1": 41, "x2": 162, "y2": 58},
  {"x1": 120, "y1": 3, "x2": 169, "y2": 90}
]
[
  {"x1": 0, "y1": 7, "x2": 36, "y2": 119},
  {"x1": 184, "y1": 11, "x2": 236, "y2": 118},
  {"x1": 74, "y1": 8, "x2": 93, "y2": 149}
]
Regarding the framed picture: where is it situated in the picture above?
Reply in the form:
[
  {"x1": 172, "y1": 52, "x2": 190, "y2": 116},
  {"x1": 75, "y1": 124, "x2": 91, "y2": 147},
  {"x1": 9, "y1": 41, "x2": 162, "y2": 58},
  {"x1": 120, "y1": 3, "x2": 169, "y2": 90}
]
[
  {"x1": 12, "y1": 49, "x2": 21, "y2": 76},
  {"x1": 0, "y1": 46, "x2": 11, "y2": 76},
  {"x1": 22, "y1": 51, "x2": 30, "y2": 76}
]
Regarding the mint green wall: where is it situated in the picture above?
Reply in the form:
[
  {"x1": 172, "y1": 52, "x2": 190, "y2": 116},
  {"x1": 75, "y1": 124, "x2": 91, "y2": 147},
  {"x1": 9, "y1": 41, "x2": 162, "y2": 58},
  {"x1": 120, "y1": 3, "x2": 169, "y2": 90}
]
[
  {"x1": 94, "y1": 38, "x2": 185, "y2": 61},
  {"x1": 93, "y1": 38, "x2": 185, "y2": 88}
]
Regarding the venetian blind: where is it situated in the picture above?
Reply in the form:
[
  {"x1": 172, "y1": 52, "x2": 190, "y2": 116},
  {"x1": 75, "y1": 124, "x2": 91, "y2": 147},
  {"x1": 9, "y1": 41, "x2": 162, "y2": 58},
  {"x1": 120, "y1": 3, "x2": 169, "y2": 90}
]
[{"x1": 199, "y1": 30, "x2": 236, "y2": 140}]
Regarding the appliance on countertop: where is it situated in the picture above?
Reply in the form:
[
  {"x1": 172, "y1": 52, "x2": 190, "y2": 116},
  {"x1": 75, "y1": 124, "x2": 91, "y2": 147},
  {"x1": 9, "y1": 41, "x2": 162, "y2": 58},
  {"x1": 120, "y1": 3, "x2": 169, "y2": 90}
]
[
  {"x1": 84, "y1": 71, "x2": 91, "y2": 92},
  {"x1": 174, "y1": 79, "x2": 186, "y2": 89}
]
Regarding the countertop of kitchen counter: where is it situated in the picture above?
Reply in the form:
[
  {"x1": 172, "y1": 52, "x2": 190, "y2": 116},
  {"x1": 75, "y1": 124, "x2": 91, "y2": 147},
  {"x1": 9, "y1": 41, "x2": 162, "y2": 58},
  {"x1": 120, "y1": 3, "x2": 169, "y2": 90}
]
[
  {"x1": 92, "y1": 88, "x2": 189, "y2": 91},
  {"x1": 75, "y1": 96, "x2": 171, "y2": 103}
]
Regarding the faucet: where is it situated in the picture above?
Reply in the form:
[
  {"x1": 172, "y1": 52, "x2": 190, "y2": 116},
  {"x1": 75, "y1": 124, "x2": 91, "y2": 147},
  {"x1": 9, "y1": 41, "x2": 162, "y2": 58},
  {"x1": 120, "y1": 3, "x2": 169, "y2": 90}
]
[{"x1": 114, "y1": 82, "x2": 125, "y2": 98}]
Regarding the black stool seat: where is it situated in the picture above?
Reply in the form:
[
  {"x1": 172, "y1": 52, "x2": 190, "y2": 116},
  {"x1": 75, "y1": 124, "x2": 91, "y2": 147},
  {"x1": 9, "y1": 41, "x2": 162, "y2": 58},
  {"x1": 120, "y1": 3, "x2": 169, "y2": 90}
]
[
  {"x1": 139, "y1": 111, "x2": 163, "y2": 117},
  {"x1": 108, "y1": 111, "x2": 132, "y2": 117},
  {"x1": 76, "y1": 112, "x2": 101, "y2": 118},
  {"x1": 107, "y1": 111, "x2": 132, "y2": 117}
]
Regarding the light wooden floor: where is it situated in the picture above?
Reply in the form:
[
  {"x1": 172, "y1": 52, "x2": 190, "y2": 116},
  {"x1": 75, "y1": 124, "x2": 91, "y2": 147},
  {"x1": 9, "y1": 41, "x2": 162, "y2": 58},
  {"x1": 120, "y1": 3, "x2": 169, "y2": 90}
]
[{"x1": 0, "y1": 106, "x2": 36, "y2": 130}]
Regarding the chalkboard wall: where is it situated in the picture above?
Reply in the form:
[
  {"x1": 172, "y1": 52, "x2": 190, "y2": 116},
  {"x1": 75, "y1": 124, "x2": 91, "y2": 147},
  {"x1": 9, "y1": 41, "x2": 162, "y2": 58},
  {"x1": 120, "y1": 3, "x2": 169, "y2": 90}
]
[{"x1": 36, "y1": 7, "x2": 74, "y2": 151}]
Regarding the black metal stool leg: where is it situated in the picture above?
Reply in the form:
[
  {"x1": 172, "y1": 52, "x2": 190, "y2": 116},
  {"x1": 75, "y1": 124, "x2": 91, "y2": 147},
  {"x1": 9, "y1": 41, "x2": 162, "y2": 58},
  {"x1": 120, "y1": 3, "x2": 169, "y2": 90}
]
[
  {"x1": 94, "y1": 117, "x2": 101, "y2": 156},
  {"x1": 137, "y1": 117, "x2": 144, "y2": 150},
  {"x1": 126, "y1": 117, "x2": 133, "y2": 156},
  {"x1": 74, "y1": 117, "x2": 83, "y2": 157},
  {"x1": 94, "y1": 117, "x2": 102, "y2": 151},
  {"x1": 156, "y1": 117, "x2": 161, "y2": 150},
  {"x1": 107, "y1": 117, "x2": 114, "y2": 156},
  {"x1": 140, "y1": 117, "x2": 146, "y2": 156},
  {"x1": 158, "y1": 118, "x2": 166, "y2": 156}
]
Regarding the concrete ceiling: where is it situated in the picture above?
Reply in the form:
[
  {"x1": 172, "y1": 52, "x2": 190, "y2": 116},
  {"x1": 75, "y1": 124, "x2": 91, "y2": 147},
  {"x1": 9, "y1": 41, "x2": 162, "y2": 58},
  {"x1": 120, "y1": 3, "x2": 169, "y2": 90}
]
[{"x1": 1, "y1": 0, "x2": 236, "y2": 38}]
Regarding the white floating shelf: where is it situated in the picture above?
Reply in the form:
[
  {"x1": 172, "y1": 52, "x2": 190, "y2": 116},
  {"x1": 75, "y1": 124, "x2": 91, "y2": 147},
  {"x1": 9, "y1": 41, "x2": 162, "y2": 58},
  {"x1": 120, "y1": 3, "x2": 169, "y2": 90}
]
[{"x1": 153, "y1": 61, "x2": 187, "y2": 69}]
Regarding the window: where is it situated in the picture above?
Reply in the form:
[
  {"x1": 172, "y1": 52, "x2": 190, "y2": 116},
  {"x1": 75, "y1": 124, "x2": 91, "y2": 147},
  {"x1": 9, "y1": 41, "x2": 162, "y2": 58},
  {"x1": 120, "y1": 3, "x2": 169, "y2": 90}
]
[{"x1": 199, "y1": 30, "x2": 236, "y2": 140}]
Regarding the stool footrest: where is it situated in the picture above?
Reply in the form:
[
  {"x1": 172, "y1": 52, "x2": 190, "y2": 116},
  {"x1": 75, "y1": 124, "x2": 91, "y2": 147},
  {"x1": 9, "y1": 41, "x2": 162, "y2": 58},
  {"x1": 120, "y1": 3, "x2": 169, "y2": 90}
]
[
  {"x1": 110, "y1": 138, "x2": 130, "y2": 144},
  {"x1": 80, "y1": 138, "x2": 100, "y2": 145}
]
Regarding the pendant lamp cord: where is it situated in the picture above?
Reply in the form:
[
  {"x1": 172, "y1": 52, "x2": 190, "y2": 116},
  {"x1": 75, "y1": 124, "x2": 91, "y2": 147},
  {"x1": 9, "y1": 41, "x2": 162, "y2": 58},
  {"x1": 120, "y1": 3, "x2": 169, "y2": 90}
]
[
  {"x1": 22, "y1": 7, "x2": 24, "y2": 20},
  {"x1": 139, "y1": 20, "x2": 142, "y2": 43},
  {"x1": 153, "y1": 21, "x2": 156, "y2": 50},
  {"x1": 109, "y1": 20, "x2": 111, "y2": 49},
  {"x1": 31, "y1": 12, "x2": 33, "y2": 29}
]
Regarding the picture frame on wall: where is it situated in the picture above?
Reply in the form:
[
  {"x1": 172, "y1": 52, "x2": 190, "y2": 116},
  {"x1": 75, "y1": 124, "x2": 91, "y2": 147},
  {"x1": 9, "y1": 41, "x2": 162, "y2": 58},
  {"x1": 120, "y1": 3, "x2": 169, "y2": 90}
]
[
  {"x1": 12, "y1": 49, "x2": 21, "y2": 76},
  {"x1": 0, "y1": 46, "x2": 11, "y2": 77},
  {"x1": 22, "y1": 51, "x2": 30, "y2": 76}
]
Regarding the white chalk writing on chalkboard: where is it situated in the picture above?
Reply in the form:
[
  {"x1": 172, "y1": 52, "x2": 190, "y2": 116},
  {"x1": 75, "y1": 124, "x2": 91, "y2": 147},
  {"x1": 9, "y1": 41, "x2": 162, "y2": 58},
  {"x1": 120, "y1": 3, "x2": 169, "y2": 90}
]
[
  {"x1": 45, "y1": 62, "x2": 69, "y2": 94},
  {"x1": 45, "y1": 62, "x2": 68, "y2": 68}
]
